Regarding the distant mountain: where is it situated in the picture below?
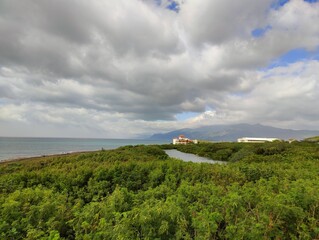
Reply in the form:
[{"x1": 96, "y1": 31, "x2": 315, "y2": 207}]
[{"x1": 148, "y1": 124, "x2": 319, "y2": 142}]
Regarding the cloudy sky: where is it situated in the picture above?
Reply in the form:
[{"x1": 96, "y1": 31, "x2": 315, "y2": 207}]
[{"x1": 0, "y1": 0, "x2": 319, "y2": 138}]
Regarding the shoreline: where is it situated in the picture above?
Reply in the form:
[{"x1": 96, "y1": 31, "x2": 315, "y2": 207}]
[
  {"x1": 0, "y1": 139, "x2": 168, "y2": 165},
  {"x1": 0, "y1": 150, "x2": 100, "y2": 165}
]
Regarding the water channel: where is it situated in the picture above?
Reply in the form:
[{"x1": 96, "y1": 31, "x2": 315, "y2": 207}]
[{"x1": 164, "y1": 149, "x2": 226, "y2": 164}]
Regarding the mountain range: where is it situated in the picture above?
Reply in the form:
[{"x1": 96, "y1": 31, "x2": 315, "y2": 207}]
[{"x1": 148, "y1": 124, "x2": 319, "y2": 142}]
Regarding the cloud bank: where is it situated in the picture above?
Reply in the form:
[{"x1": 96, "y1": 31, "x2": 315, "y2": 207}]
[{"x1": 0, "y1": 0, "x2": 319, "y2": 138}]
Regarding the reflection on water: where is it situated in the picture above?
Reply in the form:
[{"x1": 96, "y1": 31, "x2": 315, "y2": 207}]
[{"x1": 165, "y1": 149, "x2": 226, "y2": 164}]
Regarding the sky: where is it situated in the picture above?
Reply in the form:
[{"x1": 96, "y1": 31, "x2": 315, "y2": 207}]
[{"x1": 0, "y1": 0, "x2": 319, "y2": 138}]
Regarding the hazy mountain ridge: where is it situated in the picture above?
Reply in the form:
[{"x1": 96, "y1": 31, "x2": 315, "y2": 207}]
[{"x1": 149, "y1": 124, "x2": 319, "y2": 141}]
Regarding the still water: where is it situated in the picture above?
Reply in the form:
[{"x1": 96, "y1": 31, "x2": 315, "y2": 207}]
[{"x1": 165, "y1": 149, "x2": 226, "y2": 164}]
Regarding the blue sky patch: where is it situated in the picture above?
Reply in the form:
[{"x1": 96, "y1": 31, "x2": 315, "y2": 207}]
[
  {"x1": 252, "y1": 26, "x2": 272, "y2": 38},
  {"x1": 271, "y1": 0, "x2": 318, "y2": 10},
  {"x1": 167, "y1": 1, "x2": 179, "y2": 12},
  {"x1": 304, "y1": 0, "x2": 318, "y2": 3},
  {"x1": 267, "y1": 47, "x2": 319, "y2": 69},
  {"x1": 154, "y1": 0, "x2": 179, "y2": 12},
  {"x1": 176, "y1": 111, "x2": 199, "y2": 121},
  {"x1": 271, "y1": 0, "x2": 289, "y2": 9}
]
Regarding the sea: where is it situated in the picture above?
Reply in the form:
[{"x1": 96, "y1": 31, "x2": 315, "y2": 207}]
[{"x1": 0, "y1": 137, "x2": 168, "y2": 162}]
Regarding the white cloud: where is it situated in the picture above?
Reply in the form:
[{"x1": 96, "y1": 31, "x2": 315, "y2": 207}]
[
  {"x1": 0, "y1": 0, "x2": 319, "y2": 138},
  {"x1": 215, "y1": 60, "x2": 319, "y2": 129},
  {"x1": 179, "y1": 0, "x2": 272, "y2": 45},
  {"x1": 0, "y1": 104, "x2": 27, "y2": 122}
]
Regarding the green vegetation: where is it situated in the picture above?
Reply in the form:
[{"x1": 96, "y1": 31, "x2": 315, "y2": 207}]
[
  {"x1": 1, "y1": 142, "x2": 319, "y2": 239},
  {"x1": 304, "y1": 136, "x2": 319, "y2": 143}
]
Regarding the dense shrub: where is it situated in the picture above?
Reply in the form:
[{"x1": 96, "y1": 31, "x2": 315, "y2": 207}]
[{"x1": 1, "y1": 142, "x2": 319, "y2": 239}]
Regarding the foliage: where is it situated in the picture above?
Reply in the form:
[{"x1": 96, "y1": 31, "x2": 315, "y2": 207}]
[
  {"x1": 1, "y1": 143, "x2": 319, "y2": 239},
  {"x1": 303, "y1": 135, "x2": 319, "y2": 143}
]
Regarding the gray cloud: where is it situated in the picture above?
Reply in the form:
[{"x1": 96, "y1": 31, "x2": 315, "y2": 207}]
[
  {"x1": 180, "y1": 0, "x2": 272, "y2": 45},
  {"x1": 0, "y1": 0, "x2": 319, "y2": 138}
]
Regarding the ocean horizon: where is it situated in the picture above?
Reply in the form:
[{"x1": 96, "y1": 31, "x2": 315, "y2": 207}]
[{"x1": 0, "y1": 137, "x2": 169, "y2": 162}]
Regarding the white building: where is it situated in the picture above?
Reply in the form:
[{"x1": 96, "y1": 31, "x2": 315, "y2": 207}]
[
  {"x1": 237, "y1": 137, "x2": 280, "y2": 143},
  {"x1": 173, "y1": 135, "x2": 198, "y2": 145}
]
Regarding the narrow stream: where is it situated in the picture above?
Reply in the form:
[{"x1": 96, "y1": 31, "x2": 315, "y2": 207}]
[{"x1": 165, "y1": 149, "x2": 226, "y2": 164}]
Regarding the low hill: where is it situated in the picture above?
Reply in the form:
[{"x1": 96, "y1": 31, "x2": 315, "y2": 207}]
[{"x1": 149, "y1": 123, "x2": 319, "y2": 141}]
